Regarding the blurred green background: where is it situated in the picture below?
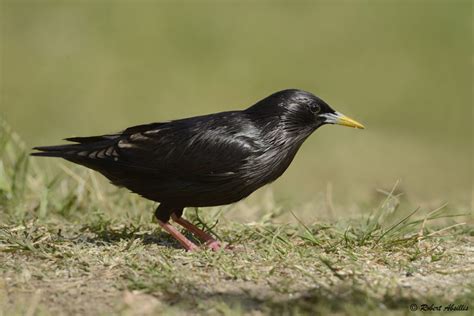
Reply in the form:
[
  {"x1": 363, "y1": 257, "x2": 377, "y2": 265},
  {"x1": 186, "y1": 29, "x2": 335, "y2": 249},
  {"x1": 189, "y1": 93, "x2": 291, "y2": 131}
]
[{"x1": 1, "y1": 1, "x2": 472, "y2": 211}]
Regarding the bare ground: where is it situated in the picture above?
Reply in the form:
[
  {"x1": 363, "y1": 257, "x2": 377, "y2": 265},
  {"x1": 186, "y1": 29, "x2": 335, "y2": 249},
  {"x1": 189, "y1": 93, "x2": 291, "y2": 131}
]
[{"x1": 1, "y1": 221, "x2": 472, "y2": 315}]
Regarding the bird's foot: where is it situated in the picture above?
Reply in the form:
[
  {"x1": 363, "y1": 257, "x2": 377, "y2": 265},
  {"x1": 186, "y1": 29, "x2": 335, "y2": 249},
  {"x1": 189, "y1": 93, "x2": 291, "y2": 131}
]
[
  {"x1": 171, "y1": 215, "x2": 227, "y2": 251},
  {"x1": 205, "y1": 240, "x2": 222, "y2": 251},
  {"x1": 157, "y1": 220, "x2": 199, "y2": 252},
  {"x1": 186, "y1": 243, "x2": 200, "y2": 252},
  {"x1": 204, "y1": 240, "x2": 235, "y2": 251},
  {"x1": 161, "y1": 214, "x2": 233, "y2": 252}
]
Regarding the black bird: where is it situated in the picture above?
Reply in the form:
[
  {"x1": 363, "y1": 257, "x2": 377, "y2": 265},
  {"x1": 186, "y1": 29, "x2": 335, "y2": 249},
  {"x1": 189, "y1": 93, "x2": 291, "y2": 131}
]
[{"x1": 32, "y1": 89, "x2": 364, "y2": 251}]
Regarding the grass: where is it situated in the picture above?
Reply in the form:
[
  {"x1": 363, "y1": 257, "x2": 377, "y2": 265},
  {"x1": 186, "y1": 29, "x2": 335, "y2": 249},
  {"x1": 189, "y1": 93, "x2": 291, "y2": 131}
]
[{"x1": 0, "y1": 120, "x2": 473, "y2": 316}]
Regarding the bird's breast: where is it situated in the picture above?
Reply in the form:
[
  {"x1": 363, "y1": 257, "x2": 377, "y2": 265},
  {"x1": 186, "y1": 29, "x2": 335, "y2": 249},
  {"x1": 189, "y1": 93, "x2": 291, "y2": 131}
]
[{"x1": 244, "y1": 144, "x2": 301, "y2": 186}]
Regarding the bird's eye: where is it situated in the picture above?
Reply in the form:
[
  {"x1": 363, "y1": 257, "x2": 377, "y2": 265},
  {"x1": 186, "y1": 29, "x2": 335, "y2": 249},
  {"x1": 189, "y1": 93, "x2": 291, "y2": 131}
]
[{"x1": 309, "y1": 104, "x2": 321, "y2": 114}]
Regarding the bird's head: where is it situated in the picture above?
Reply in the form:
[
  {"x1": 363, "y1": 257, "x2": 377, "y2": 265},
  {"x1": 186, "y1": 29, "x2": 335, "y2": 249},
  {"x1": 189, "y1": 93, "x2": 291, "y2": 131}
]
[{"x1": 246, "y1": 89, "x2": 364, "y2": 140}]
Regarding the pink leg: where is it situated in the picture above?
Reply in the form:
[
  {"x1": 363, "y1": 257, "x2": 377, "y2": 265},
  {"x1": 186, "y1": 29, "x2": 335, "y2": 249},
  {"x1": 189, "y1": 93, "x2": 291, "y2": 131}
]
[
  {"x1": 171, "y1": 214, "x2": 221, "y2": 251},
  {"x1": 157, "y1": 220, "x2": 199, "y2": 252}
]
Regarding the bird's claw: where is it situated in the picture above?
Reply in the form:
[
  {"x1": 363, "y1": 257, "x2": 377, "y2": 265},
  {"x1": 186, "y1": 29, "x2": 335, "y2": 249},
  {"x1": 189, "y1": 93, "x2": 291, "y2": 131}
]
[{"x1": 204, "y1": 240, "x2": 234, "y2": 251}]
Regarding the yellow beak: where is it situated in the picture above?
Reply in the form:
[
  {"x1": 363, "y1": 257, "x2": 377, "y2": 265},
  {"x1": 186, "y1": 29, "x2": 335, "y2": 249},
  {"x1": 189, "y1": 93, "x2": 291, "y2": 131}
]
[{"x1": 321, "y1": 111, "x2": 365, "y2": 129}]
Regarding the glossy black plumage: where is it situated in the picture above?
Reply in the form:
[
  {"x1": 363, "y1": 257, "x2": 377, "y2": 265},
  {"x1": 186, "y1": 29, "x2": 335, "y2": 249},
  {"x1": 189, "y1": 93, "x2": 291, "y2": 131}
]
[{"x1": 32, "y1": 89, "x2": 363, "y2": 222}]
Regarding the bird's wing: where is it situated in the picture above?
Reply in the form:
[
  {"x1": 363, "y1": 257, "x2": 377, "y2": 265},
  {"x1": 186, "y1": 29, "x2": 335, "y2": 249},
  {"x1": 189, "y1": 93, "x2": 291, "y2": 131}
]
[
  {"x1": 33, "y1": 112, "x2": 264, "y2": 194},
  {"x1": 113, "y1": 114, "x2": 262, "y2": 180}
]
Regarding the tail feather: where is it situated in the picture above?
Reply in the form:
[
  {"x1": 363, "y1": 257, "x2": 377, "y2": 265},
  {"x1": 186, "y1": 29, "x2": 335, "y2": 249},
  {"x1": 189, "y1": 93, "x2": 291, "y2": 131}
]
[
  {"x1": 31, "y1": 144, "x2": 85, "y2": 158},
  {"x1": 30, "y1": 151, "x2": 69, "y2": 157},
  {"x1": 64, "y1": 134, "x2": 118, "y2": 144},
  {"x1": 31, "y1": 128, "x2": 128, "y2": 164},
  {"x1": 31, "y1": 134, "x2": 118, "y2": 158}
]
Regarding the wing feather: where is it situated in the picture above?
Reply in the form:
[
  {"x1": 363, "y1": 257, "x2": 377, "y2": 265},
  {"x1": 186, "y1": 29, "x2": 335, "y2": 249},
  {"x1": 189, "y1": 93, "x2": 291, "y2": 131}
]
[{"x1": 114, "y1": 113, "x2": 262, "y2": 180}]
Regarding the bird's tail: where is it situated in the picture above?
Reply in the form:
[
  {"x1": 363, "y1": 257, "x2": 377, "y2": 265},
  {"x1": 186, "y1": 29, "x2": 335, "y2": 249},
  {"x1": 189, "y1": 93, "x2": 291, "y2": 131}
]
[
  {"x1": 31, "y1": 144, "x2": 83, "y2": 158},
  {"x1": 31, "y1": 135, "x2": 118, "y2": 158}
]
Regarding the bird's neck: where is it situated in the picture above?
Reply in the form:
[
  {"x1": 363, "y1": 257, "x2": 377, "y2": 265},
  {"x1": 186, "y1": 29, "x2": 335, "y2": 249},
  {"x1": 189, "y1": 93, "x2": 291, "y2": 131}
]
[
  {"x1": 247, "y1": 118, "x2": 313, "y2": 183},
  {"x1": 259, "y1": 119, "x2": 314, "y2": 148}
]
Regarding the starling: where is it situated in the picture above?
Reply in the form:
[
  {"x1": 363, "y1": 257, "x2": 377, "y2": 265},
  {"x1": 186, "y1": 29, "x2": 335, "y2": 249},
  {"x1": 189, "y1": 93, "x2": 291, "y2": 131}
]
[{"x1": 32, "y1": 89, "x2": 364, "y2": 251}]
